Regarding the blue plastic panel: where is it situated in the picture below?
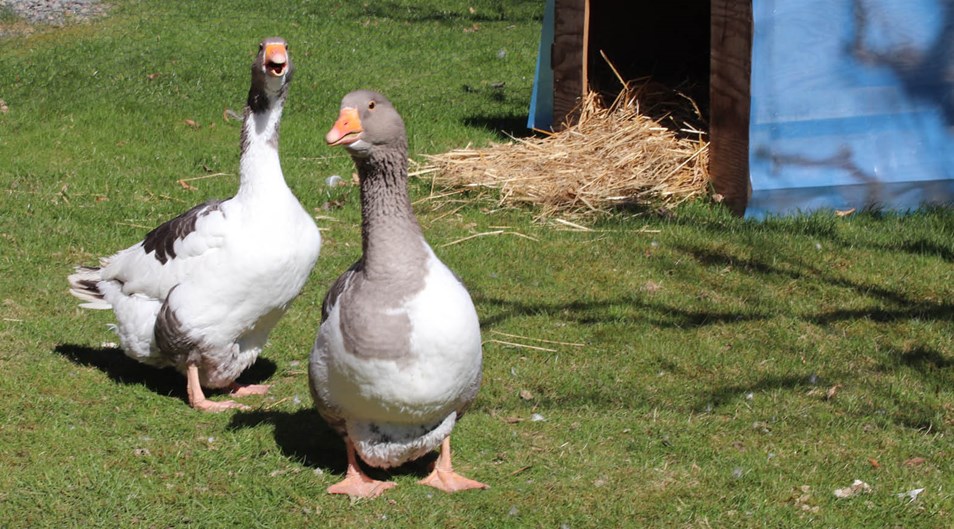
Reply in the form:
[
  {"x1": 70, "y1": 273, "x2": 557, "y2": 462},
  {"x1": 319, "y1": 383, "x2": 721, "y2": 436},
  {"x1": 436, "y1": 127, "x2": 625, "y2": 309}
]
[
  {"x1": 528, "y1": 0, "x2": 556, "y2": 130},
  {"x1": 748, "y1": 0, "x2": 954, "y2": 217}
]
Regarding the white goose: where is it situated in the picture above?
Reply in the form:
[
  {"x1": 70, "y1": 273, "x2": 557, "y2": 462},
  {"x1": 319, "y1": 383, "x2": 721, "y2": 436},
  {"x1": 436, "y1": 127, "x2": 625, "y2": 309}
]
[
  {"x1": 68, "y1": 37, "x2": 321, "y2": 412},
  {"x1": 309, "y1": 90, "x2": 487, "y2": 498}
]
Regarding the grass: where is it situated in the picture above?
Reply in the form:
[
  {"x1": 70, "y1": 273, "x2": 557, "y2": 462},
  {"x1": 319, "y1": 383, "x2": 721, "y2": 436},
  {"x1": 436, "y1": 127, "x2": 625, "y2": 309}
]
[{"x1": 1, "y1": 1, "x2": 952, "y2": 527}]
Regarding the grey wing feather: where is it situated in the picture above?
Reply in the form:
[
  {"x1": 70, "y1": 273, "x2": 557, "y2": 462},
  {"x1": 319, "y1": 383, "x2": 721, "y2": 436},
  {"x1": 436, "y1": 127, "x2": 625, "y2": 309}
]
[
  {"x1": 312, "y1": 260, "x2": 365, "y2": 437},
  {"x1": 320, "y1": 260, "x2": 363, "y2": 322},
  {"x1": 153, "y1": 286, "x2": 201, "y2": 367}
]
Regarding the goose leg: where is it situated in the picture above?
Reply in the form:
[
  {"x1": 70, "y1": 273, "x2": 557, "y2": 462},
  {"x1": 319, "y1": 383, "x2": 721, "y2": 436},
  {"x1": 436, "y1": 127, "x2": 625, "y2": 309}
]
[
  {"x1": 418, "y1": 437, "x2": 488, "y2": 493},
  {"x1": 327, "y1": 438, "x2": 396, "y2": 498},
  {"x1": 186, "y1": 363, "x2": 249, "y2": 412}
]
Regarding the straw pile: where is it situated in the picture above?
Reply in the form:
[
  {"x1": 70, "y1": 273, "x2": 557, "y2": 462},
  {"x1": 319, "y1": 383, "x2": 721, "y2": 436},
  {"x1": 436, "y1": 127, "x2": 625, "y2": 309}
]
[{"x1": 418, "y1": 80, "x2": 710, "y2": 219}]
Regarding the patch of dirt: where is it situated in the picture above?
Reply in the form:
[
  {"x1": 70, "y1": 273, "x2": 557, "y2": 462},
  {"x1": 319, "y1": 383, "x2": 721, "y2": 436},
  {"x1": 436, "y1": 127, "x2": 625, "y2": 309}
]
[{"x1": 0, "y1": 0, "x2": 108, "y2": 37}]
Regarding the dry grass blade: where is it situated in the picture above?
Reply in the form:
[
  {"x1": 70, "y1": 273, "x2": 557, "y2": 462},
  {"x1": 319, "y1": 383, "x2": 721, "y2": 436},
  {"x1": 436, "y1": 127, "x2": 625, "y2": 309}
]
[
  {"x1": 485, "y1": 339, "x2": 558, "y2": 353},
  {"x1": 439, "y1": 230, "x2": 538, "y2": 248},
  {"x1": 490, "y1": 330, "x2": 585, "y2": 347},
  {"x1": 420, "y1": 79, "x2": 710, "y2": 219}
]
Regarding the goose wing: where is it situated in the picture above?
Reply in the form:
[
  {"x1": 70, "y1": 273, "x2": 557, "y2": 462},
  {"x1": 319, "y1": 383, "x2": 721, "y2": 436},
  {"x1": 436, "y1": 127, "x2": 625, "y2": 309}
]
[{"x1": 101, "y1": 199, "x2": 229, "y2": 301}]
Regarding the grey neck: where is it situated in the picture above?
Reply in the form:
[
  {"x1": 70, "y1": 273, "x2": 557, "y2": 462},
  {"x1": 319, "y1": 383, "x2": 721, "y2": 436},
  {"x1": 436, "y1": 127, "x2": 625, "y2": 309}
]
[{"x1": 355, "y1": 146, "x2": 427, "y2": 280}]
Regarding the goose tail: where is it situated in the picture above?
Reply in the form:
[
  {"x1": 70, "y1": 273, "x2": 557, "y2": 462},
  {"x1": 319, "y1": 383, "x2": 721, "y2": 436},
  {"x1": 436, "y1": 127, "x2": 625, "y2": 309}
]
[{"x1": 68, "y1": 266, "x2": 112, "y2": 310}]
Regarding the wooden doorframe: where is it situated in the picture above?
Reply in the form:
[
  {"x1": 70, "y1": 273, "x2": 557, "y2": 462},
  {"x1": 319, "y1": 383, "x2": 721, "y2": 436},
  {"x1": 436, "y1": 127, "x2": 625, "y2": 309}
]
[
  {"x1": 710, "y1": 0, "x2": 753, "y2": 216},
  {"x1": 551, "y1": 0, "x2": 588, "y2": 129}
]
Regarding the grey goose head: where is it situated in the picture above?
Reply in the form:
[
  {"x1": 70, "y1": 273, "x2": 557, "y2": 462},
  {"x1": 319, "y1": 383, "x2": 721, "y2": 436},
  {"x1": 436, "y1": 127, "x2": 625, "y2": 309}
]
[
  {"x1": 247, "y1": 37, "x2": 293, "y2": 113},
  {"x1": 325, "y1": 90, "x2": 406, "y2": 159}
]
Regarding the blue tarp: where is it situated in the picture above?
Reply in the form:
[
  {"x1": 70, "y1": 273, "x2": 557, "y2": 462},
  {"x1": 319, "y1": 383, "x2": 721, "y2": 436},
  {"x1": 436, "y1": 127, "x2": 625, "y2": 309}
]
[
  {"x1": 748, "y1": 0, "x2": 954, "y2": 216},
  {"x1": 527, "y1": 0, "x2": 555, "y2": 131}
]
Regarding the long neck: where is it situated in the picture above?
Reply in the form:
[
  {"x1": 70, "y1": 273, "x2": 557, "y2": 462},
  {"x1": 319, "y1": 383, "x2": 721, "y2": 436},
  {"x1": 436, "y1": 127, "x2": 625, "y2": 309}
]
[
  {"x1": 235, "y1": 96, "x2": 287, "y2": 201},
  {"x1": 356, "y1": 146, "x2": 427, "y2": 279}
]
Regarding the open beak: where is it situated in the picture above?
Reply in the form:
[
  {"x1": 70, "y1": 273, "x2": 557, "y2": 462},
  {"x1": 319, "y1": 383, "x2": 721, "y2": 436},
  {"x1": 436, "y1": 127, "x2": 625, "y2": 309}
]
[
  {"x1": 326, "y1": 107, "x2": 362, "y2": 146},
  {"x1": 264, "y1": 43, "x2": 288, "y2": 77}
]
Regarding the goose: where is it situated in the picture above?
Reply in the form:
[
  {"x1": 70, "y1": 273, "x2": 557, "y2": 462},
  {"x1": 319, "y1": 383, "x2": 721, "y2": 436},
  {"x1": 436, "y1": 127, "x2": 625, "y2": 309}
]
[
  {"x1": 68, "y1": 37, "x2": 321, "y2": 412},
  {"x1": 309, "y1": 90, "x2": 487, "y2": 498}
]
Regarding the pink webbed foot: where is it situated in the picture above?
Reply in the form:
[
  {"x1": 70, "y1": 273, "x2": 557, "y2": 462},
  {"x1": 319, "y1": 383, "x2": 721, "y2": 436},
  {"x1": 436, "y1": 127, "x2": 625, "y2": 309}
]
[
  {"x1": 418, "y1": 437, "x2": 488, "y2": 493},
  {"x1": 419, "y1": 468, "x2": 488, "y2": 492},
  {"x1": 228, "y1": 382, "x2": 271, "y2": 397},
  {"x1": 328, "y1": 439, "x2": 396, "y2": 499},
  {"x1": 328, "y1": 473, "x2": 397, "y2": 499},
  {"x1": 190, "y1": 398, "x2": 250, "y2": 413},
  {"x1": 186, "y1": 364, "x2": 250, "y2": 412}
]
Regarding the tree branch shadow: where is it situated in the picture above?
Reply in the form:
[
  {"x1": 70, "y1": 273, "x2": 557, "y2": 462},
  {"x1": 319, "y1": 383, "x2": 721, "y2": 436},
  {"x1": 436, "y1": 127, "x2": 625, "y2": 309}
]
[
  {"x1": 691, "y1": 374, "x2": 813, "y2": 413},
  {"x1": 343, "y1": 1, "x2": 542, "y2": 24},
  {"x1": 673, "y1": 241, "x2": 953, "y2": 325},
  {"x1": 878, "y1": 345, "x2": 953, "y2": 386},
  {"x1": 472, "y1": 291, "x2": 768, "y2": 330}
]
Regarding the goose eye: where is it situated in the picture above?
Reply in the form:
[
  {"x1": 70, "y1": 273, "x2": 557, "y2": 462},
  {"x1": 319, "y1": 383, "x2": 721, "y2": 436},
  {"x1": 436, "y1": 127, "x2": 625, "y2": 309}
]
[
  {"x1": 368, "y1": 101, "x2": 376, "y2": 110},
  {"x1": 259, "y1": 43, "x2": 264, "y2": 51}
]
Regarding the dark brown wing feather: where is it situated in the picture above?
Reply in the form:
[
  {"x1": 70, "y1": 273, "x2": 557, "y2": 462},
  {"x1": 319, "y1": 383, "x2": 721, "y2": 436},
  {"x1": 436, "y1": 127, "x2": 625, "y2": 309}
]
[{"x1": 141, "y1": 200, "x2": 224, "y2": 265}]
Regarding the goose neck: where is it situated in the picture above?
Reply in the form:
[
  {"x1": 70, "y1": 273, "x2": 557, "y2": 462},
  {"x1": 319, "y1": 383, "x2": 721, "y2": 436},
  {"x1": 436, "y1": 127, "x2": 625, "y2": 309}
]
[
  {"x1": 236, "y1": 104, "x2": 288, "y2": 200},
  {"x1": 356, "y1": 148, "x2": 426, "y2": 276}
]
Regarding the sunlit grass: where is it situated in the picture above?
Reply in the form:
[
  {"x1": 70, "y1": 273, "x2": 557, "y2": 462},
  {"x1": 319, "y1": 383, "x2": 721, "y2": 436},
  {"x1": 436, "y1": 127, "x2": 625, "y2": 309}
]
[{"x1": 1, "y1": 1, "x2": 951, "y2": 527}]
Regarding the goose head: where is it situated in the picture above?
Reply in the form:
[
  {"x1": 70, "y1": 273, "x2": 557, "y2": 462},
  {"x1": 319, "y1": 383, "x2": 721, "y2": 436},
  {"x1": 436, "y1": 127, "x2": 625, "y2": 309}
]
[
  {"x1": 325, "y1": 90, "x2": 406, "y2": 159},
  {"x1": 250, "y1": 37, "x2": 293, "y2": 103}
]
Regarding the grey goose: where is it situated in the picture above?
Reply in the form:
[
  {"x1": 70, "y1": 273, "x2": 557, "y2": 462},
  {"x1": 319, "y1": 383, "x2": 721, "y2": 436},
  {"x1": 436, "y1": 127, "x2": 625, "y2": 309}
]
[{"x1": 309, "y1": 90, "x2": 487, "y2": 498}]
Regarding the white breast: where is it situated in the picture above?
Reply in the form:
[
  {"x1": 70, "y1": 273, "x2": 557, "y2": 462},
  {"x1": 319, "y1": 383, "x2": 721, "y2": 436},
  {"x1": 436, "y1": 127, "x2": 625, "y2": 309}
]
[{"x1": 319, "y1": 249, "x2": 482, "y2": 424}]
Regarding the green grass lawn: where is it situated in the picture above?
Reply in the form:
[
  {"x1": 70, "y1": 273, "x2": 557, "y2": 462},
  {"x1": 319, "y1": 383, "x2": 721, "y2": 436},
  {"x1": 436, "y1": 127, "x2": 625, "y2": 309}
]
[{"x1": 1, "y1": 1, "x2": 952, "y2": 527}]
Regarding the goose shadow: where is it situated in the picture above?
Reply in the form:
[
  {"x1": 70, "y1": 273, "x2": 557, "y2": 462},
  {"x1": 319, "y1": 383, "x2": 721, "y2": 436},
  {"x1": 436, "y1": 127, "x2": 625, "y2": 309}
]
[
  {"x1": 53, "y1": 343, "x2": 277, "y2": 405},
  {"x1": 227, "y1": 408, "x2": 438, "y2": 480}
]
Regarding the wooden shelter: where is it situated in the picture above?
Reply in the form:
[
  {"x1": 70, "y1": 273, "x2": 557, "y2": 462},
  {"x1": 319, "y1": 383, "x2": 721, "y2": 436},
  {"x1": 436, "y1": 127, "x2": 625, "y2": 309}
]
[{"x1": 529, "y1": 0, "x2": 954, "y2": 217}]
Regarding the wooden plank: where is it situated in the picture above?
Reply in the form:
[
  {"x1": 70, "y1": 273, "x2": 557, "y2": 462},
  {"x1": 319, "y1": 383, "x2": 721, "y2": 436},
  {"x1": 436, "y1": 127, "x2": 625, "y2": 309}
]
[
  {"x1": 581, "y1": 0, "x2": 589, "y2": 99},
  {"x1": 710, "y1": 0, "x2": 753, "y2": 216},
  {"x1": 551, "y1": 0, "x2": 587, "y2": 130}
]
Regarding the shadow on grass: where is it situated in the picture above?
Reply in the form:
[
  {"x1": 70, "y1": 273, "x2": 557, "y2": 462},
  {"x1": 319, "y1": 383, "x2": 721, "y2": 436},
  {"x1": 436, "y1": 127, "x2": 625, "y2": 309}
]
[
  {"x1": 679, "y1": 243, "x2": 937, "y2": 312},
  {"x1": 348, "y1": 1, "x2": 542, "y2": 23},
  {"x1": 227, "y1": 408, "x2": 438, "y2": 481},
  {"x1": 895, "y1": 237, "x2": 954, "y2": 262},
  {"x1": 677, "y1": 242, "x2": 954, "y2": 324},
  {"x1": 472, "y1": 292, "x2": 767, "y2": 330},
  {"x1": 664, "y1": 206, "x2": 954, "y2": 263},
  {"x1": 53, "y1": 343, "x2": 277, "y2": 405},
  {"x1": 878, "y1": 345, "x2": 954, "y2": 385},
  {"x1": 691, "y1": 373, "x2": 812, "y2": 413},
  {"x1": 462, "y1": 114, "x2": 537, "y2": 141}
]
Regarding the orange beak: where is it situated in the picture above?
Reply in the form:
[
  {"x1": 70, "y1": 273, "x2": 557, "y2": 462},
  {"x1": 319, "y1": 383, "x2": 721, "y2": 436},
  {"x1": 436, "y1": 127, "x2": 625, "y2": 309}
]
[
  {"x1": 264, "y1": 43, "x2": 288, "y2": 77},
  {"x1": 326, "y1": 107, "x2": 362, "y2": 146}
]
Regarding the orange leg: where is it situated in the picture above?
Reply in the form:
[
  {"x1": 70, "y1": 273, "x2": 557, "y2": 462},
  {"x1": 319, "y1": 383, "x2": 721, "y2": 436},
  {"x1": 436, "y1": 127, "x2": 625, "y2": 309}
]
[
  {"x1": 327, "y1": 438, "x2": 396, "y2": 498},
  {"x1": 186, "y1": 363, "x2": 249, "y2": 412},
  {"x1": 418, "y1": 437, "x2": 488, "y2": 493}
]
